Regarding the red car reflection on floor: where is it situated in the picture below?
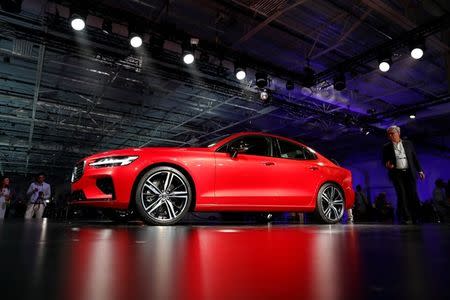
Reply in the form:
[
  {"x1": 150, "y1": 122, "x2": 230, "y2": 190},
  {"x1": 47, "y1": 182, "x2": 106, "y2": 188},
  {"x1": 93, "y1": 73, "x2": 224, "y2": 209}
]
[{"x1": 71, "y1": 132, "x2": 354, "y2": 225}]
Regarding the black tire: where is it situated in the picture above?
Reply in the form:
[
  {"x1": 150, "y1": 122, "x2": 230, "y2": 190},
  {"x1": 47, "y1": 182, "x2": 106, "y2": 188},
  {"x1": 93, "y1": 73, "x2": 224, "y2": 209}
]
[
  {"x1": 315, "y1": 183, "x2": 345, "y2": 224},
  {"x1": 135, "y1": 166, "x2": 192, "y2": 225}
]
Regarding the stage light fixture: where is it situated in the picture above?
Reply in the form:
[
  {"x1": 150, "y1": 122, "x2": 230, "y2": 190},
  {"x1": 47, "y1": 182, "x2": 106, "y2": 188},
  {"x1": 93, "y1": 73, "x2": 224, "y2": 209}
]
[
  {"x1": 130, "y1": 33, "x2": 143, "y2": 48},
  {"x1": 411, "y1": 48, "x2": 423, "y2": 60},
  {"x1": 378, "y1": 52, "x2": 392, "y2": 72},
  {"x1": 70, "y1": 14, "x2": 86, "y2": 31},
  {"x1": 333, "y1": 73, "x2": 346, "y2": 91},
  {"x1": 260, "y1": 88, "x2": 270, "y2": 101},
  {"x1": 102, "y1": 19, "x2": 112, "y2": 34},
  {"x1": 378, "y1": 59, "x2": 391, "y2": 72},
  {"x1": 255, "y1": 72, "x2": 268, "y2": 88},
  {"x1": 410, "y1": 39, "x2": 425, "y2": 60},
  {"x1": 182, "y1": 38, "x2": 199, "y2": 65},
  {"x1": 409, "y1": 114, "x2": 416, "y2": 119},
  {"x1": 360, "y1": 127, "x2": 372, "y2": 135},
  {"x1": 183, "y1": 51, "x2": 194, "y2": 64},
  {"x1": 235, "y1": 67, "x2": 246, "y2": 80}
]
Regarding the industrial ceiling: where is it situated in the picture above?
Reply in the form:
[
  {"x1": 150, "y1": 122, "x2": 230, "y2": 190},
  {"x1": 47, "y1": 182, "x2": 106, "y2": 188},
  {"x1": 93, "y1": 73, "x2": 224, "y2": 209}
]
[{"x1": 0, "y1": 0, "x2": 449, "y2": 177}]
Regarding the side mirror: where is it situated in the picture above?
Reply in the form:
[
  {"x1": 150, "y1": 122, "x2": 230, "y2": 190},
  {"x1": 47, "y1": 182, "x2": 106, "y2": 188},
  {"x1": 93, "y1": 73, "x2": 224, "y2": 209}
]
[
  {"x1": 229, "y1": 144, "x2": 248, "y2": 158},
  {"x1": 230, "y1": 148, "x2": 239, "y2": 159}
]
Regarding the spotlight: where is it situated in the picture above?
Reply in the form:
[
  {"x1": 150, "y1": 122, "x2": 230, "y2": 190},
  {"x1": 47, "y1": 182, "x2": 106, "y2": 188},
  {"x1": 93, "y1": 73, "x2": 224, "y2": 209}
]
[
  {"x1": 360, "y1": 127, "x2": 372, "y2": 135},
  {"x1": 333, "y1": 73, "x2": 346, "y2": 91},
  {"x1": 235, "y1": 67, "x2": 246, "y2": 80},
  {"x1": 183, "y1": 51, "x2": 195, "y2": 64},
  {"x1": 130, "y1": 34, "x2": 143, "y2": 48},
  {"x1": 255, "y1": 72, "x2": 268, "y2": 88},
  {"x1": 286, "y1": 80, "x2": 294, "y2": 91},
  {"x1": 182, "y1": 38, "x2": 198, "y2": 65},
  {"x1": 378, "y1": 52, "x2": 392, "y2": 72},
  {"x1": 70, "y1": 14, "x2": 86, "y2": 31},
  {"x1": 102, "y1": 19, "x2": 112, "y2": 34},
  {"x1": 378, "y1": 60, "x2": 391, "y2": 72},
  {"x1": 410, "y1": 39, "x2": 425, "y2": 60},
  {"x1": 409, "y1": 114, "x2": 416, "y2": 119},
  {"x1": 260, "y1": 88, "x2": 270, "y2": 101},
  {"x1": 410, "y1": 48, "x2": 423, "y2": 60}
]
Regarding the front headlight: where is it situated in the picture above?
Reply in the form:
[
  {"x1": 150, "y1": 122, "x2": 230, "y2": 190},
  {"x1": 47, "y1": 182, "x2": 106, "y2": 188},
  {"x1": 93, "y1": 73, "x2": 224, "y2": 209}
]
[{"x1": 89, "y1": 156, "x2": 139, "y2": 168}]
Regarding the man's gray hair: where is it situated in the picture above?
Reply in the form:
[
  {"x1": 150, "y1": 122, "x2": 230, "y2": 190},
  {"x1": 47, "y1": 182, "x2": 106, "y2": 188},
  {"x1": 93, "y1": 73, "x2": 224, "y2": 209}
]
[{"x1": 387, "y1": 125, "x2": 400, "y2": 134}]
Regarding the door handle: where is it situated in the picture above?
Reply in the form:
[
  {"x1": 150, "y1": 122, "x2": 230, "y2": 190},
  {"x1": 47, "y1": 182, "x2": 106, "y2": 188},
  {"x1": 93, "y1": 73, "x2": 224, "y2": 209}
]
[
  {"x1": 309, "y1": 166, "x2": 319, "y2": 170},
  {"x1": 263, "y1": 162, "x2": 275, "y2": 166}
]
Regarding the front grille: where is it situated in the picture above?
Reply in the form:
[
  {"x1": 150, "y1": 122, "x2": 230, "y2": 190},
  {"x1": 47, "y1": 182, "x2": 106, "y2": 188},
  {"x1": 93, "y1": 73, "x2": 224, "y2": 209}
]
[{"x1": 71, "y1": 161, "x2": 85, "y2": 182}]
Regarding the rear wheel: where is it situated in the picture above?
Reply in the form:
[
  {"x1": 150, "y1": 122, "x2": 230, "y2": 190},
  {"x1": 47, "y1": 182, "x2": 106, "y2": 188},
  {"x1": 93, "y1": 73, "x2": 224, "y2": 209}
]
[
  {"x1": 316, "y1": 183, "x2": 345, "y2": 224},
  {"x1": 135, "y1": 166, "x2": 192, "y2": 225}
]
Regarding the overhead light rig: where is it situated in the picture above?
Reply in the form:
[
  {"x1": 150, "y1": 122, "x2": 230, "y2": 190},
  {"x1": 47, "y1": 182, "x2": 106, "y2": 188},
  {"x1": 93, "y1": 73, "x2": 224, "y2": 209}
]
[{"x1": 314, "y1": 12, "x2": 450, "y2": 83}]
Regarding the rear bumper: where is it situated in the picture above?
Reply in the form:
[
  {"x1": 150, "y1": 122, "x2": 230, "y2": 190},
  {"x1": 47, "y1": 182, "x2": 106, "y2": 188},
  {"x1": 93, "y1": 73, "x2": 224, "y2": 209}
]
[{"x1": 344, "y1": 188, "x2": 355, "y2": 209}]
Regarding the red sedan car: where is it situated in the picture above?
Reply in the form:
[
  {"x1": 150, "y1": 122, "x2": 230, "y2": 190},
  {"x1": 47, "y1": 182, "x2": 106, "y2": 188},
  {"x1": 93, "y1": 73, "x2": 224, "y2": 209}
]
[{"x1": 71, "y1": 132, "x2": 354, "y2": 225}]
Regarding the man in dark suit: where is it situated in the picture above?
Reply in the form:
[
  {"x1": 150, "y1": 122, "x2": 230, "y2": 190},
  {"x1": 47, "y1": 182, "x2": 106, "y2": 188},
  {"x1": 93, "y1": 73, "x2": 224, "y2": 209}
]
[{"x1": 382, "y1": 125, "x2": 425, "y2": 224}]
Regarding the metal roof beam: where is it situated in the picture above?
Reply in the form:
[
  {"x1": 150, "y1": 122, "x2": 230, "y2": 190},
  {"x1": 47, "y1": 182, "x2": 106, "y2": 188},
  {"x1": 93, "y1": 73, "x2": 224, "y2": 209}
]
[
  {"x1": 362, "y1": 0, "x2": 450, "y2": 51},
  {"x1": 25, "y1": 44, "x2": 45, "y2": 174},
  {"x1": 234, "y1": 0, "x2": 309, "y2": 46}
]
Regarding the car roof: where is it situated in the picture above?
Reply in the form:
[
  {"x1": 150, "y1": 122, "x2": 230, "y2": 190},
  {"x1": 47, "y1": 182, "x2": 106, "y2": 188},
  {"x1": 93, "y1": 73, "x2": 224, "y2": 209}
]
[{"x1": 210, "y1": 131, "x2": 307, "y2": 150}]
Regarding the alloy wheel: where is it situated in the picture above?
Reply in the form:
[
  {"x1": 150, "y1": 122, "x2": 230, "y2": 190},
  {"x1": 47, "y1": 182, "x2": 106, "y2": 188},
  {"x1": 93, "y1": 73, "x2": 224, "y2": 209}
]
[
  {"x1": 317, "y1": 184, "x2": 345, "y2": 223},
  {"x1": 138, "y1": 167, "x2": 191, "y2": 225}
]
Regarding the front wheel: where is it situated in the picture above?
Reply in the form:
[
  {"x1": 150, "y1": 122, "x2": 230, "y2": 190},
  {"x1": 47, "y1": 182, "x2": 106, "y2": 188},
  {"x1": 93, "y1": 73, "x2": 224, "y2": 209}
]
[
  {"x1": 135, "y1": 166, "x2": 192, "y2": 225},
  {"x1": 315, "y1": 183, "x2": 345, "y2": 224}
]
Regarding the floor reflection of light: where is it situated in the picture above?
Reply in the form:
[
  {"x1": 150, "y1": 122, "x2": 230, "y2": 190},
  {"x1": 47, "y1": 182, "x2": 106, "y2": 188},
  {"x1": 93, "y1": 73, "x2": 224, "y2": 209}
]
[
  {"x1": 84, "y1": 232, "x2": 114, "y2": 300},
  {"x1": 135, "y1": 226, "x2": 180, "y2": 299},
  {"x1": 29, "y1": 219, "x2": 49, "y2": 291},
  {"x1": 100, "y1": 229, "x2": 112, "y2": 239},
  {"x1": 313, "y1": 229, "x2": 339, "y2": 300},
  {"x1": 56, "y1": 224, "x2": 364, "y2": 300},
  {"x1": 154, "y1": 227, "x2": 177, "y2": 300}
]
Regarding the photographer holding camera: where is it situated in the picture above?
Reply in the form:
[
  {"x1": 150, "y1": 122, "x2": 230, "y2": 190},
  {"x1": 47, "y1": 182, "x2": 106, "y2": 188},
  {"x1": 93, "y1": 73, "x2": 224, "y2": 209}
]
[{"x1": 25, "y1": 173, "x2": 51, "y2": 219}]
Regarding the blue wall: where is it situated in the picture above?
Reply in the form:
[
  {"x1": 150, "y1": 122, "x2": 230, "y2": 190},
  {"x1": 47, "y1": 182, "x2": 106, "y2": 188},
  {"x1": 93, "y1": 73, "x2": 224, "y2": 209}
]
[{"x1": 341, "y1": 147, "x2": 450, "y2": 209}]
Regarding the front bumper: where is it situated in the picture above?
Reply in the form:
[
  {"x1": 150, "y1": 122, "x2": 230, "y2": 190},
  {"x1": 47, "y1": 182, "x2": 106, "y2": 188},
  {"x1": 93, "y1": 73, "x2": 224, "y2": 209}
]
[{"x1": 71, "y1": 161, "x2": 141, "y2": 209}]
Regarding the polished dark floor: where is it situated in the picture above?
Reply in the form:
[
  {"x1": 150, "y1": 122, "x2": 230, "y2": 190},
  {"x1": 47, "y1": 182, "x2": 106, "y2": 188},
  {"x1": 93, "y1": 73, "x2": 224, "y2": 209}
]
[{"x1": 0, "y1": 219, "x2": 449, "y2": 300}]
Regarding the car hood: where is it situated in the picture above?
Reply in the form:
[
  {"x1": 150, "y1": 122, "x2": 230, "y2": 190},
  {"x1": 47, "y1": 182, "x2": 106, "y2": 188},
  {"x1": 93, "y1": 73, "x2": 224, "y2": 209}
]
[{"x1": 82, "y1": 147, "x2": 212, "y2": 161}]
